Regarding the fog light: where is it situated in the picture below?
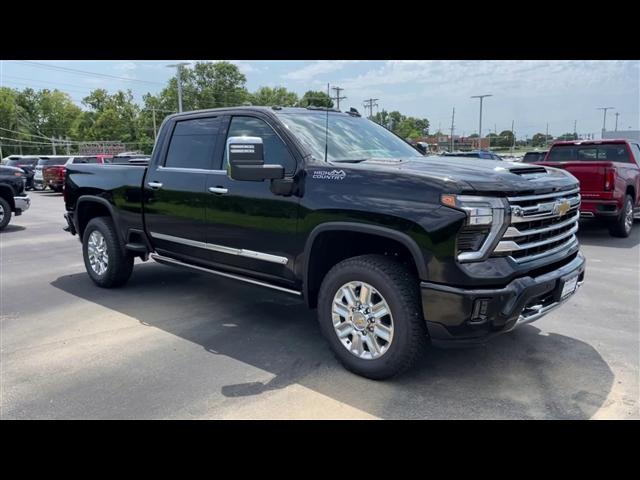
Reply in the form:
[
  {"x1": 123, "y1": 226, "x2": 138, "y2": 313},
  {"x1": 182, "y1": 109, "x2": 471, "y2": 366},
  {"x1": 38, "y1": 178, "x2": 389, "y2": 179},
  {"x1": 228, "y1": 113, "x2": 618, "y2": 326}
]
[{"x1": 470, "y1": 298, "x2": 490, "y2": 323}]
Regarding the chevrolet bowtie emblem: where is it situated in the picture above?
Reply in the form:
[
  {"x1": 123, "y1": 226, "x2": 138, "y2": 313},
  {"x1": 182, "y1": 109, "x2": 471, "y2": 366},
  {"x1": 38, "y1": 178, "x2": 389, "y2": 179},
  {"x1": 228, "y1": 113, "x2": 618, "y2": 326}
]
[{"x1": 554, "y1": 199, "x2": 571, "y2": 216}]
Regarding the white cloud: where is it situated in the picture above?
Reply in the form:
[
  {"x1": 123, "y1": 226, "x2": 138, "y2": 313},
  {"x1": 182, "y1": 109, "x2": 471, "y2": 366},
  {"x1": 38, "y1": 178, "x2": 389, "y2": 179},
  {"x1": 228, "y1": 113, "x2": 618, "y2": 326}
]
[
  {"x1": 282, "y1": 61, "x2": 350, "y2": 81},
  {"x1": 113, "y1": 62, "x2": 137, "y2": 71},
  {"x1": 337, "y1": 60, "x2": 638, "y2": 98}
]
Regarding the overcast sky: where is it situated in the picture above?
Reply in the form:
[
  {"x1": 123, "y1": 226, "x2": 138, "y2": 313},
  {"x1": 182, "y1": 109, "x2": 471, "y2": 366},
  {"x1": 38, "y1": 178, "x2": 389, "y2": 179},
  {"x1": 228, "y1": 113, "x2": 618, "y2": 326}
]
[{"x1": 2, "y1": 60, "x2": 638, "y2": 139}]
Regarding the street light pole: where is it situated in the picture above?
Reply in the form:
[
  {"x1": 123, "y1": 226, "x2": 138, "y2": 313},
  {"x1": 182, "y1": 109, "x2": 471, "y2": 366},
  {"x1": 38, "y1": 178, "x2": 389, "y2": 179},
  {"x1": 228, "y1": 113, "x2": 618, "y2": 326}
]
[
  {"x1": 471, "y1": 94, "x2": 492, "y2": 150},
  {"x1": 167, "y1": 62, "x2": 190, "y2": 113}
]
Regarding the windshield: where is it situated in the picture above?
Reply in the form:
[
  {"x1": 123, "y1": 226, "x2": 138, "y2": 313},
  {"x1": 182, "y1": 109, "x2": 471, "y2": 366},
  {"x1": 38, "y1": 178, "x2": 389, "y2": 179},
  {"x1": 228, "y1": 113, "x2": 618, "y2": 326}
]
[
  {"x1": 276, "y1": 112, "x2": 423, "y2": 162},
  {"x1": 522, "y1": 152, "x2": 545, "y2": 163}
]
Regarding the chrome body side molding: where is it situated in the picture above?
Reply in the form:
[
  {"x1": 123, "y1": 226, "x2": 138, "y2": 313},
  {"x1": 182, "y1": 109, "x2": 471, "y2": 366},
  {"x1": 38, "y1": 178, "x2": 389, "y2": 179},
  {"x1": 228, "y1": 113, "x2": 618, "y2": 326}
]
[{"x1": 149, "y1": 232, "x2": 289, "y2": 265}]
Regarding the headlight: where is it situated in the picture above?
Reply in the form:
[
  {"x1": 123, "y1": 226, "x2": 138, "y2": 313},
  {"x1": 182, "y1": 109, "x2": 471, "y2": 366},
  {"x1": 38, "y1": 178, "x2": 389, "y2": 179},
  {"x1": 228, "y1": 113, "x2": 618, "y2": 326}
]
[{"x1": 441, "y1": 194, "x2": 507, "y2": 262}]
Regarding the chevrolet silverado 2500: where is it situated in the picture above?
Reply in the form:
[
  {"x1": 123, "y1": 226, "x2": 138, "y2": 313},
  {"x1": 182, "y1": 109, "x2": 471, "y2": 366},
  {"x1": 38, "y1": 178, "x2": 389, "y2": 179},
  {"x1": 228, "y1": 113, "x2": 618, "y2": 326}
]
[{"x1": 63, "y1": 107, "x2": 586, "y2": 379}]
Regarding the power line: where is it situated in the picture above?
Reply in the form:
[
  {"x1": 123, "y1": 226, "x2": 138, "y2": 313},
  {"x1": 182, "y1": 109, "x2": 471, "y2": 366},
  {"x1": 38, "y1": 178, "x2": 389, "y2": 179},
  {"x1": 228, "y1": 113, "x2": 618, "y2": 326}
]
[{"x1": 10, "y1": 60, "x2": 165, "y2": 86}]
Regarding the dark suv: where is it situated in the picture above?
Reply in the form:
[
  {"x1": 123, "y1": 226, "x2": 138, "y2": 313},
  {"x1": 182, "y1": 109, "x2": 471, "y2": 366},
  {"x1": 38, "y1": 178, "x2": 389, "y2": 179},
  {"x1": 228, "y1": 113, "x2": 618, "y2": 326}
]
[
  {"x1": 3, "y1": 156, "x2": 39, "y2": 190},
  {"x1": 443, "y1": 151, "x2": 504, "y2": 161}
]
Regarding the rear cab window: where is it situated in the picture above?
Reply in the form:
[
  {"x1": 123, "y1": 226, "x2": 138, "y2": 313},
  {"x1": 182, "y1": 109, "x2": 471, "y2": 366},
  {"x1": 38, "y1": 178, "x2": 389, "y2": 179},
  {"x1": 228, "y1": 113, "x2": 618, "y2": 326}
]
[
  {"x1": 38, "y1": 157, "x2": 69, "y2": 166},
  {"x1": 547, "y1": 144, "x2": 631, "y2": 163}
]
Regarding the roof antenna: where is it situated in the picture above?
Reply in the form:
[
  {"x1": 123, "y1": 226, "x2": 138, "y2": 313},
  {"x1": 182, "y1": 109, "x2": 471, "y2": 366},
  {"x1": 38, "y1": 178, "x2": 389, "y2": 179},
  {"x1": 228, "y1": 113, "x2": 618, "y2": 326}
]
[{"x1": 324, "y1": 83, "x2": 330, "y2": 163}]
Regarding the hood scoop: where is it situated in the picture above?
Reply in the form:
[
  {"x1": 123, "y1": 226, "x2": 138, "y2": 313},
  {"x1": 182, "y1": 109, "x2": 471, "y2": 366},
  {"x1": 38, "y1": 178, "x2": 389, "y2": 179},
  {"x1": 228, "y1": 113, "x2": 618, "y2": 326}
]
[{"x1": 509, "y1": 166, "x2": 548, "y2": 178}]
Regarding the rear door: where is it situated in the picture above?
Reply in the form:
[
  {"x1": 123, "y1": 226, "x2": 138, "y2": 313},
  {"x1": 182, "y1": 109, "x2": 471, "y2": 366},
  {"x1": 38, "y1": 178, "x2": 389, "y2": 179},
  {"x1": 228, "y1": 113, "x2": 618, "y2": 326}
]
[{"x1": 144, "y1": 114, "x2": 224, "y2": 264}]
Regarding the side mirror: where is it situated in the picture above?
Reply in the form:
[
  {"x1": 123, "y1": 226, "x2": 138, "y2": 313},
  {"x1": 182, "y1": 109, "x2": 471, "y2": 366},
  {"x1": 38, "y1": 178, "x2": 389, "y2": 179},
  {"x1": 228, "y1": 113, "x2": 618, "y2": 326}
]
[
  {"x1": 227, "y1": 136, "x2": 284, "y2": 182},
  {"x1": 415, "y1": 143, "x2": 427, "y2": 155}
]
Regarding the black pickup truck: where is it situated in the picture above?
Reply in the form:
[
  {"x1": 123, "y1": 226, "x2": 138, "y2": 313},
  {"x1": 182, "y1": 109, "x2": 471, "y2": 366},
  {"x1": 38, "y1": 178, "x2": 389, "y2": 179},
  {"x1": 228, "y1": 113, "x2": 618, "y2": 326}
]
[
  {"x1": 63, "y1": 106, "x2": 586, "y2": 379},
  {"x1": 0, "y1": 164, "x2": 31, "y2": 230}
]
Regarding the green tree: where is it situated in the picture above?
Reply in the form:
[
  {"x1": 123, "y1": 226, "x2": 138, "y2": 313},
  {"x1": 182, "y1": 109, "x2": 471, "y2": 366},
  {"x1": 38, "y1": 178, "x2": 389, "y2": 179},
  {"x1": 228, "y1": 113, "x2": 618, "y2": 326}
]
[
  {"x1": 298, "y1": 90, "x2": 334, "y2": 108},
  {"x1": 498, "y1": 130, "x2": 514, "y2": 148},
  {"x1": 1, "y1": 87, "x2": 82, "y2": 155},
  {"x1": 532, "y1": 132, "x2": 553, "y2": 147},
  {"x1": 74, "y1": 89, "x2": 149, "y2": 150},
  {"x1": 250, "y1": 86, "x2": 298, "y2": 107},
  {"x1": 556, "y1": 132, "x2": 578, "y2": 141},
  {"x1": 151, "y1": 61, "x2": 250, "y2": 113}
]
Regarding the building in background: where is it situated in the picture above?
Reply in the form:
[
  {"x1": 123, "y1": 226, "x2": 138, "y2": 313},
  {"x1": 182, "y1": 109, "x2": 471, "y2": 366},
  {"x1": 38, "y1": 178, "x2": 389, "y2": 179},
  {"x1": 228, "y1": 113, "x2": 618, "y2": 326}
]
[
  {"x1": 415, "y1": 135, "x2": 490, "y2": 152},
  {"x1": 602, "y1": 130, "x2": 640, "y2": 142}
]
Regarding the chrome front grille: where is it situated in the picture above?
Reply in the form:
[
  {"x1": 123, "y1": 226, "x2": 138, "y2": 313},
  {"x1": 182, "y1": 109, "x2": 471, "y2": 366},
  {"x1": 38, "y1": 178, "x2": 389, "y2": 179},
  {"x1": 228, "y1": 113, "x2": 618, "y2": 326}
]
[{"x1": 493, "y1": 187, "x2": 580, "y2": 263}]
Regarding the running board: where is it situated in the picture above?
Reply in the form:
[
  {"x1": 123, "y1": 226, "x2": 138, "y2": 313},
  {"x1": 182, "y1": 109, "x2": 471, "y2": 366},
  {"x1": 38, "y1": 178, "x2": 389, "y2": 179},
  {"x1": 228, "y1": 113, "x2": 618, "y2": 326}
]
[{"x1": 150, "y1": 254, "x2": 302, "y2": 296}]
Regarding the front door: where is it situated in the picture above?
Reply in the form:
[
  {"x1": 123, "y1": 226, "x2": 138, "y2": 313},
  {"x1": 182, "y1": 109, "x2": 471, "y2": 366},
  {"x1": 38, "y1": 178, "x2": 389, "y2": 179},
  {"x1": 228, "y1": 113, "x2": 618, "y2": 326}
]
[
  {"x1": 144, "y1": 114, "x2": 223, "y2": 264},
  {"x1": 204, "y1": 114, "x2": 301, "y2": 286}
]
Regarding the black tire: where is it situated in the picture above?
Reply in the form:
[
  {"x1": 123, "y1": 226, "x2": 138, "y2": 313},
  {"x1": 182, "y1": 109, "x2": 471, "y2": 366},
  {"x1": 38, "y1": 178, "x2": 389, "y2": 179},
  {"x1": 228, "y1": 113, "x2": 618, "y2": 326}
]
[
  {"x1": 53, "y1": 186, "x2": 63, "y2": 193},
  {"x1": 609, "y1": 195, "x2": 634, "y2": 238},
  {"x1": 317, "y1": 254, "x2": 428, "y2": 380},
  {"x1": 82, "y1": 216, "x2": 134, "y2": 288},
  {"x1": 0, "y1": 197, "x2": 12, "y2": 231}
]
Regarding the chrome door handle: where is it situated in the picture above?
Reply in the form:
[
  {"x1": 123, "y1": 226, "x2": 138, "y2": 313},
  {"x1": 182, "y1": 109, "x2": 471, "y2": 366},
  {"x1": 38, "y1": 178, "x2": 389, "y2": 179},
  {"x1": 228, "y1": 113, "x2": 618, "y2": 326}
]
[
  {"x1": 208, "y1": 187, "x2": 228, "y2": 194},
  {"x1": 148, "y1": 181, "x2": 163, "y2": 189}
]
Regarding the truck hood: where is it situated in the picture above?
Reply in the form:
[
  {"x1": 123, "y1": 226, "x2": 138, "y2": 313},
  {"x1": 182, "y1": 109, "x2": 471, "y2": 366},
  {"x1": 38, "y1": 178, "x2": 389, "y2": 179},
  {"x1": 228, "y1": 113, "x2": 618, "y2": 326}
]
[{"x1": 335, "y1": 156, "x2": 578, "y2": 194}]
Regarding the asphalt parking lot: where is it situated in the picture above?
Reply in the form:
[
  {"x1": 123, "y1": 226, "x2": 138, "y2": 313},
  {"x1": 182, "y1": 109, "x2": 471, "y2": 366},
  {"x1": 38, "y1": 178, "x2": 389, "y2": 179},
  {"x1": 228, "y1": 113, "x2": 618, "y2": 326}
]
[{"x1": 1, "y1": 192, "x2": 638, "y2": 419}]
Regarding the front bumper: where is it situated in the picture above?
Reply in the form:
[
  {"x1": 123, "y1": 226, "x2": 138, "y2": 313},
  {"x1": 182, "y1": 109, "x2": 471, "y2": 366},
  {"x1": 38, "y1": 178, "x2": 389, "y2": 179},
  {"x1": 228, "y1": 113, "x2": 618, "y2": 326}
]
[
  {"x1": 13, "y1": 195, "x2": 31, "y2": 215},
  {"x1": 421, "y1": 252, "x2": 586, "y2": 345}
]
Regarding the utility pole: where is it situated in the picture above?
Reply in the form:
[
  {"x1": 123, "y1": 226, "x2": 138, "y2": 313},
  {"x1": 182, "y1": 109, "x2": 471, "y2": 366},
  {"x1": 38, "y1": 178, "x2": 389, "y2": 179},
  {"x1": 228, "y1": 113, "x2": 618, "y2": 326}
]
[
  {"x1": 363, "y1": 98, "x2": 379, "y2": 119},
  {"x1": 511, "y1": 120, "x2": 515, "y2": 154},
  {"x1": 449, "y1": 107, "x2": 455, "y2": 152},
  {"x1": 152, "y1": 107, "x2": 158, "y2": 141},
  {"x1": 470, "y1": 94, "x2": 492, "y2": 150},
  {"x1": 64, "y1": 137, "x2": 70, "y2": 155},
  {"x1": 167, "y1": 62, "x2": 190, "y2": 113},
  {"x1": 614, "y1": 112, "x2": 620, "y2": 131},
  {"x1": 597, "y1": 106, "x2": 615, "y2": 135},
  {"x1": 331, "y1": 86, "x2": 346, "y2": 111},
  {"x1": 574, "y1": 120, "x2": 577, "y2": 139},
  {"x1": 51, "y1": 137, "x2": 57, "y2": 155},
  {"x1": 546, "y1": 123, "x2": 549, "y2": 146}
]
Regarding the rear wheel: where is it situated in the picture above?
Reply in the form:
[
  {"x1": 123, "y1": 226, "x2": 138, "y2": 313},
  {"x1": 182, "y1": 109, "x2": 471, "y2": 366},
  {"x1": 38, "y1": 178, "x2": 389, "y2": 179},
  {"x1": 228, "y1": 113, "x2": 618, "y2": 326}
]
[
  {"x1": 317, "y1": 254, "x2": 428, "y2": 380},
  {"x1": 0, "y1": 197, "x2": 12, "y2": 231},
  {"x1": 609, "y1": 195, "x2": 634, "y2": 238},
  {"x1": 82, "y1": 216, "x2": 134, "y2": 288}
]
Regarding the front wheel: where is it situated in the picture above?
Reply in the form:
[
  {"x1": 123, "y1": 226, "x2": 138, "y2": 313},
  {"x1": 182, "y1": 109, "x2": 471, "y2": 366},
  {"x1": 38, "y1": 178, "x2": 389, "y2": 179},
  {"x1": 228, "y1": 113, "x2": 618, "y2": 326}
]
[
  {"x1": 317, "y1": 254, "x2": 428, "y2": 380},
  {"x1": 82, "y1": 216, "x2": 134, "y2": 288},
  {"x1": 609, "y1": 195, "x2": 634, "y2": 238},
  {"x1": 0, "y1": 197, "x2": 12, "y2": 231}
]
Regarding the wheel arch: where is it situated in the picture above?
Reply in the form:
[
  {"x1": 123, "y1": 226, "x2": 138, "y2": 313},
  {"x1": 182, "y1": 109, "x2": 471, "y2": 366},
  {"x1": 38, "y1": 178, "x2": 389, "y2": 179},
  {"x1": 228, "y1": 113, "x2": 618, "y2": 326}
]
[
  {"x1": 302, "y1": 222, "x2": 429, "y2": 308},
  {"x1": 76, "y1": 196, "x2": 126, "y2": 254}
]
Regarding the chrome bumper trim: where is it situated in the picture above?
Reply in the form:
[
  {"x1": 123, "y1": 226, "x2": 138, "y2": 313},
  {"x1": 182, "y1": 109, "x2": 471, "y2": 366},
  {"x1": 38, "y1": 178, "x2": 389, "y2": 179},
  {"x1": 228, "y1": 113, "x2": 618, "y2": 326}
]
[{"x1": 13, "y1": 195, "x2": 31, "y2": 212}]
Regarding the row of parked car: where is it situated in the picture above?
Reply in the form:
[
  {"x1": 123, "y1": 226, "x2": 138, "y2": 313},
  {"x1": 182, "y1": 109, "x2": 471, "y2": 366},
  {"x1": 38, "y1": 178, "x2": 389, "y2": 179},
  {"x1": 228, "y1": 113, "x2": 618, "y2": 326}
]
[{"x1": 1, "y1": 153, "x2": 151, "y2": 192}]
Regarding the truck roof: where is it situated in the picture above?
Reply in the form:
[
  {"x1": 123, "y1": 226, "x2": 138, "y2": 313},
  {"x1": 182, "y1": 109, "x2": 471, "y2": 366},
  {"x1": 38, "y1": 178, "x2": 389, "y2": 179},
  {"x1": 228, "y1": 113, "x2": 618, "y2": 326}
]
[
  {"x1": 166, "y1": 106, "x2": 358, "y2": 120},
  {"x1": 552, "y1": 139, "x2": 633, "y2": 146}
]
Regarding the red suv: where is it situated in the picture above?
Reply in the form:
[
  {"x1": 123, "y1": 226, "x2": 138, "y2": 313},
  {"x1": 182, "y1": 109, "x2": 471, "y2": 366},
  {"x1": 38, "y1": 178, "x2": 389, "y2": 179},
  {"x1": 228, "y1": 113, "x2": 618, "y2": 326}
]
[{"x1": 535, "y1": 139, "x2": 640, "y2": 237}]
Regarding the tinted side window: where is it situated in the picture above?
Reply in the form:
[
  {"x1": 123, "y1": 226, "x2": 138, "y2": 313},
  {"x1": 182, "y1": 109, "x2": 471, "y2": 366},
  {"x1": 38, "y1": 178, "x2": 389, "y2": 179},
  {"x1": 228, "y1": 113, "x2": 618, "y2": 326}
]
[
  {"x1": 223, "y1": 116, "x2": 296, "y2": 173},
  {"x1": 165, "y1": 117, "x2": 220, "y2": 169},
  {"x1": 631, "y1": 143, "x2": 640, "y2": 163}
]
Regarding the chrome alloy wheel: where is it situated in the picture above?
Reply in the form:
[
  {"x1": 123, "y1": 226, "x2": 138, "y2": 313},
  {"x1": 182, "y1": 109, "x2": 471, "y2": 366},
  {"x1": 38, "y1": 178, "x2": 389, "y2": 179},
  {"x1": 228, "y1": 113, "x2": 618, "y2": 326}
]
[
  {"x1": 0, "y1": 202, "x2": 4, "y2": 223},
  {"x1": 87, "y1": 230, "x2": 109, "y2": 276},
  {"x1": 332, "y1": 281, "x2": 394, "y2": 360},
  {"x1": 624, "y1": 200, "x2": 633, "y2": 233}
]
